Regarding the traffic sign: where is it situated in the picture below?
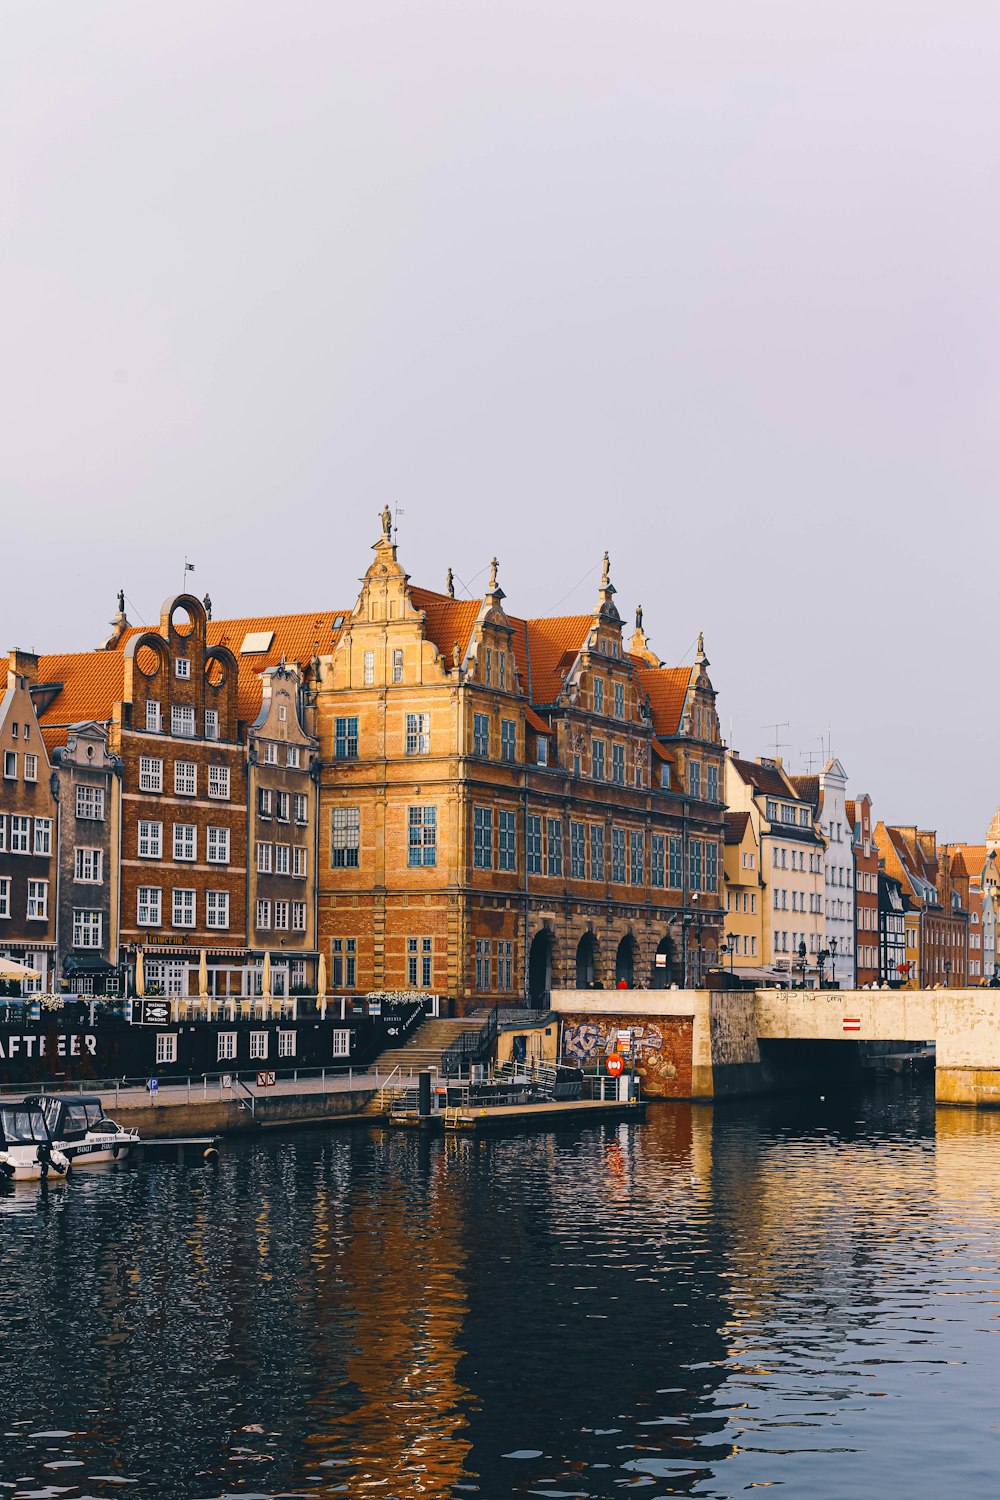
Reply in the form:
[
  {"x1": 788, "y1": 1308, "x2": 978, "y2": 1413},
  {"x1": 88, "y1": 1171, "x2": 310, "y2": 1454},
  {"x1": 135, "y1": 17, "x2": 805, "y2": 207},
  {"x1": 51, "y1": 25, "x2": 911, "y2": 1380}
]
[
  {"x1": 606, "y1": 1053, "x2": 625, "y2": 1077},
  {"x1": 256, "y1": 1071, "x2": 277, "y2": 1088},
  {"x1": 222, "y1": 1073, "x2": 233, "y2": 1088}
]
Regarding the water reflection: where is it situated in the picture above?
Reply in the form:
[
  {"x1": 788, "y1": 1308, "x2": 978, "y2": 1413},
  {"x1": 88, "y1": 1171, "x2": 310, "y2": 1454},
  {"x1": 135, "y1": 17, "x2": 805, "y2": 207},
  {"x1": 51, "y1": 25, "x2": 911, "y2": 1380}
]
[{"x1": 1, "y1": 1085, "x2": 1000, "y2": 1498}]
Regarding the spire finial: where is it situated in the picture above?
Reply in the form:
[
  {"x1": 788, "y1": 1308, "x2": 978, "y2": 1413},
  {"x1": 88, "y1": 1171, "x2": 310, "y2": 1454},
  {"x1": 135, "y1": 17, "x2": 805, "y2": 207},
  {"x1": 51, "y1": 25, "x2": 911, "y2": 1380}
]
[{"x1": 446, "y1": 567, "x2": 455, "y2": 599}]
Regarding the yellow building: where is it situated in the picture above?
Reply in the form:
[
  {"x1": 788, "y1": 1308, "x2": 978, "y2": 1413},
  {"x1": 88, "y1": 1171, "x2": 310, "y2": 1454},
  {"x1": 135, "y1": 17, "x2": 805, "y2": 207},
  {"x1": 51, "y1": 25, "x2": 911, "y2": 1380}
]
[{"x1": 722, "y1": 812, "x2": 763, "y2": 971}]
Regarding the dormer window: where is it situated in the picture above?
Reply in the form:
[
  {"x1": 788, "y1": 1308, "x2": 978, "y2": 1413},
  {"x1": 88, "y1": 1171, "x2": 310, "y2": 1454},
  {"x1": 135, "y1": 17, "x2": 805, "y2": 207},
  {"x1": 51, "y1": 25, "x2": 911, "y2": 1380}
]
[{"x1": 537, "y1": 737, "x2": 548, "y2": 767}]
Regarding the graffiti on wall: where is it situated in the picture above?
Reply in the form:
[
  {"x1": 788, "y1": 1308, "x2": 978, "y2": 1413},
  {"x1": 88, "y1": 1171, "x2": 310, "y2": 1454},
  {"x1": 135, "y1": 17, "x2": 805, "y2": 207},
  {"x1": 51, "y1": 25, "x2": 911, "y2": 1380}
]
[{"x1": 561, "y1": 1014, "x2": 690, "y2": 1096}]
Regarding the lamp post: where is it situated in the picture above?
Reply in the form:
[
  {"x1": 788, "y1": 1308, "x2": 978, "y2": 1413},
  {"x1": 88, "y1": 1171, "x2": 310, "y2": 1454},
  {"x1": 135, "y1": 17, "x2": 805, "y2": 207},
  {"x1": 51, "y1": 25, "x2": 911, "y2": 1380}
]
[
  {"x1": 829, "y1": 936, "x2": 838, "y2": 988},
  {"x1": 721, "y1": 936, "x2": 737, "y2": 975},
  {"x1": 945, "y1": 958, "x2": 952, "y2": 989},
  {"x1": 818, "y1": 948, "x2": 829, "y2": 987}
]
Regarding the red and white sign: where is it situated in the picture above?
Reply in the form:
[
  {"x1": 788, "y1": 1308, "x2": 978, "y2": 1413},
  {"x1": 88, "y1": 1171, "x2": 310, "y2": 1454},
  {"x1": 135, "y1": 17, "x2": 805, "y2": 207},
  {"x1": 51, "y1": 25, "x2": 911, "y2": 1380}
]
[
  {"x1": 606, "y1": 1053, "x2": 625, "y2": 1077},
  {"x1": 843, "y1": 1018, "x2": 861, "y2": 1033},
  {"x1": 256, "y1": 1070, "x2": 277, "y2": 1088}
]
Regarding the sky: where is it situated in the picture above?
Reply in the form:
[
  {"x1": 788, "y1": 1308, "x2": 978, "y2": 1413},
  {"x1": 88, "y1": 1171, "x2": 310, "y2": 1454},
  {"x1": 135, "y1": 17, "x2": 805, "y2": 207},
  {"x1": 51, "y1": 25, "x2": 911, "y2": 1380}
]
[{"x1": 2, "y1": 0, "x2": 998, "y2": 840}]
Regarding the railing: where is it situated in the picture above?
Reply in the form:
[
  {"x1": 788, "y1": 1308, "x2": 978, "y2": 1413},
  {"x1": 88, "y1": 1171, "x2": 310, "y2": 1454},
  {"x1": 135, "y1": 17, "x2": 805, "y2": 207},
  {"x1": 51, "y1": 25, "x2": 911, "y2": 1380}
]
[{"x1": 440, "y1": 1007, "x2": 500, "y2": 1076}]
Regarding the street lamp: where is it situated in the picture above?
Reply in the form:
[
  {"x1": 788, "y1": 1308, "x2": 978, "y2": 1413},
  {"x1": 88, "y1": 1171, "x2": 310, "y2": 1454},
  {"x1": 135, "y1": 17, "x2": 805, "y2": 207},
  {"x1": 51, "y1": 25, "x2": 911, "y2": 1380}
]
[
  {"x1": 945, "y1": 958, "x2": 952, "y2": 989},
  {"x1": 721, "y1": 936, "x2": 737, "y2": 975},
  {"x1": 829, "y1": 936, "x2": 838, "y2": 988}
]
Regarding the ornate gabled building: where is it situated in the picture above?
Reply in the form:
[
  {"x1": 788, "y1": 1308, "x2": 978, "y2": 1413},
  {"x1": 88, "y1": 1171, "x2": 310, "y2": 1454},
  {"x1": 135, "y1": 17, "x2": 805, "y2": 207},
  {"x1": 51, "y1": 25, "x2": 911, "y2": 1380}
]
[
  {"x1": 847, "y1": 793, "x2": 880, "y2": 988},
  {"x1": 875, "y1": 824, "x2": 968, "y2": 988},
  {"x1": 790, "y1": 759, "x2": 856, "y2": 987},
  {"x1": 313, "y1": 516, "x2": 725, "y2": 1008}
]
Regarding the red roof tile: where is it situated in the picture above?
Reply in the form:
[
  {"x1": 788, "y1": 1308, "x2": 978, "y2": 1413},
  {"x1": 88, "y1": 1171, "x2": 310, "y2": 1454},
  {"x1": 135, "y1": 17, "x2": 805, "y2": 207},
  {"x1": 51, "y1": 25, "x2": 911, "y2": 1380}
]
[
  {"x1": 632, "y1": 665, "x2": 694, "y2": 737},
  {"x1": 410, "y1": 588, "x2": 483, "y2": 669},
  {"x1": 724, "y1": 811, "x2": 751, "y2": 843},
  {"x1": 34, "y1": 652, "x2": 125, "y2": 732}
]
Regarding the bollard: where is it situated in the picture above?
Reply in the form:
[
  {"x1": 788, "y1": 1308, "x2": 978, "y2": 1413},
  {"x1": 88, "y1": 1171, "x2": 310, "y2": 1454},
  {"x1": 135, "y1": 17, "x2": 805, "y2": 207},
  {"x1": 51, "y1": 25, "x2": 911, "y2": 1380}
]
[{"x1": 418, "y1": 1072, "x2": 432, "y2": 1118}]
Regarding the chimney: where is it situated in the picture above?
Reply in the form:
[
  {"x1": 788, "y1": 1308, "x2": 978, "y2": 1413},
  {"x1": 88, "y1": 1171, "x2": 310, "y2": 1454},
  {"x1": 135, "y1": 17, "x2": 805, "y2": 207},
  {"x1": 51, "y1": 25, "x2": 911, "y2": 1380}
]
[{"x1": 8, "y1": 649, "x2": 38, "y2": 686}]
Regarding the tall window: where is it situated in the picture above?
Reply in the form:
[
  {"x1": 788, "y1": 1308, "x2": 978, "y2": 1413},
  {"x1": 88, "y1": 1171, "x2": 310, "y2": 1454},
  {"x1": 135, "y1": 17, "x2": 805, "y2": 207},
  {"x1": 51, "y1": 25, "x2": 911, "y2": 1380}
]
[
  {"x1": 0, "y1": 815, "x2": 5, "y2": 852},
  {"x1": 651, "y1": 834, "x2": 665, "y2": 889},
  {"x1": 590, "y1": 825, "x2": 605, "y2": 882},
  {"x1": 473, "y1": 713, "x2": 490, "y2": 757},
  {"x1": 10, "y1": 817, "x2": 29, "y2": 853},
  {"x1": 499, "y1": 810, "x2": 517, "y2": 872},
  {"x1": 250, "y1": 1032, "x2": 268, "y2": 1060},
  {"x1": 408, "y1": 936, "x2": 433, "y2": 988},
  {"x1": 76, "y1": 785, "x2": 105, "y2": 820},
  {"x1": 155, "y1": 1033, "x2": 177, "y2": 1065},
  {"x1": 689, "y1": 840, "x2": 703, "y2": 892},
  {"x1": 72, "y1": 909, "x2": 102, "y2": 948},
  {"x1": 473, "y1": 807, "x2": 493, "y2": 869},
  {"x1": 208, "y1": 765, "x2": 230, "y2": 799},
  {"x1": 363, "y1": 650, "x2": 375, "y2": 686},
  {"x1": 139, "y1": 757, "x2": 163, "y2": 793},
  {"x1": 501, "y1": 719, "x2": 517, "y2": 762},
  {"x1": 334, "y1": 717, "x2": 358, "y2": 760},
  {"x1": 526, "y1": 815, "x2": 542, "y2": 875},
  {"x1": 614, "y1": 681, "x2": 625, "y2": 719},
  {"x1": 408, "y1": 806, "x2": 437, "y2": 867},
  {"x1": 137, "y1": 887, "x2": 161, "y2": 926},
  {"x1": 174, "y1": 761, "x2": 196, "y2": 796},
  {"x1": 630, "y1": 830, "x2": 644, "y2": 886},
  {"x1": 26, "y1": 880, "x2": 48, "y2": 920},
  {"x1": 257, "y1": 842, "x2": 272, "y2": 873},
  {"x1": 689, "y1": 762, "x2": 701, "y2": 798},
  {"x1": 256, "y1": 899, "x2": 272, "y2": 929},
  {"x1": 497, "y1": 939, "x2": 513, "y2": 990},
  {"x1": 145, "y1": 700, "x2": 161, "y2": 732},
  {"x1": 205, "y1": 709, "x2": 219, "y2": 741},
  {"x1": 292, "y1": 902, "x2": 307, "y2": 931},
  {"x1": 611, "y1": 828, "x2": 626, "y2": 883},
  {"x1": 75, "y1": 848, "x2": 103, "y2": 883},
  {"x1": 33, "y1": 818, "x2": 52, "y2": 855},
  {"x1": 706, "y1": 763, "x2": 719, "y2": 802},
  {"x1": 278, "y1": 1030, "x2": 296, "y2": 1059},
  {"x1": 275, "y1": 844, "x2": 290, "y2": 875},
  {"x1": 593, "y1": 678, "x2": 604, "y2": 714},
  {"x1": 547, "y1": 819, "x2": 563, "y2": 877},
  {"x1": 570, "y1": 822, "x2": 586, "y2": 880},
  {"x1": 206, "y1": 891, "x2": 229, "y2": 929},
  {"x1": 207, "y1": 826, "x2": 230, "y2": 864},
  {"x1": 668, "y1": 837, "x2": 683, "y2": 890},
  {"x1": 331, "y1": 807, "x2": 361, "y2": 868},
  {"x1": 331, "y1": 938, "x2": 357, "y2": 988},
  {"x1": 171, "y1": 705, "x2": 196, "y2": 737},
  {"x1": 3, "y1": 752, "x2": 15, "y2": 779},
  {"x1": 475, "y1": 938, "x2": 490, "y2": 990},
  {"x1": 405, "y1": 713, "x2": 430, "y2": 755},
  {"x1": 294, "y1": 793, "x2": 308, "y2": 823},
  {"x1": 592, "y1": 739, "x2": 605, "y2": 782},
  {"x1": 485, "y1": 647, "x2": 492, "y2": 687},
  {"x1": 286, "y1": 746, "x2": 299, "y2": 768},
  {"x1": 498, "y1": 652, "x2": 506, "y2": 691},
  {"x1": 23, "y1": 755, "x2": 37, "y2": 783},
  {"x1": 173, "y1": 824, "x2": 196, "y2": 861},
  {"x1": 172, "y1": 888, "x2": 196, "y2": 927},
  {"x1": 611, "y1": 743, "x2": 625, "y2": 785},
  {"x1": 293, "y1": 847, "x2": 308, "y2": 877},
  {"x1": 392, "y1": 648, "x2": 404, "y2": 683},
  {"x1": 0, "y1": 878, "x2": 8, "y2": 918},
  {"x1": 274, "y1": 900, "x2": 289, "y2": 930},
  {"x1": 276, "y1": 791, "x2": 290, "y2": 822}
]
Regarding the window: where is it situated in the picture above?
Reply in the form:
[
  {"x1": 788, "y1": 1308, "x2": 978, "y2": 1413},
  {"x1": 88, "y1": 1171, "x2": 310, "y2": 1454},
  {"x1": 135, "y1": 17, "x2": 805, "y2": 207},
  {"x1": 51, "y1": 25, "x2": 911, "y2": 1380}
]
[
  {"x1": 256, "y1": 841, "x2": 273, "y2": 874},
  {"x1": 707, "y1": 764, "x2": 719, "y2": 802},
  {"x1": 207, "y1": 826, "x2": 230, "y2": 864},
  {"x1": 614, "y1": 681, "x2": 625, "y2": 720},
  {"x1": 485, "y1": 647, "x2": 492, "y2": 687},
  {"x1": 611, "y1": 828, "x2": 626, "y2": 883},
  {"x1": 275, "y1": 844, "x2": 290, "y2": 875},
  {"x1": 286, "y1": 746, "x2": 300, "y2": 769},
  {"x1": 23, "y1": 754, "x2": 37, "y2": 783},
  {"x1": 611, "y1": 743, "x2": 625, "y2": 786},
  {"x1": 171, "y1": 705, "x2": 196, "y2": 738},
  {"x1": 706, "y1": 842, "x2": 718, "y2": 893},
  {"x1": 593, "y1": 678, "x2": 604, "y2": 714},
  {"x1": 293, "y1": 847, "x2": 308, "y2": 877},
  {"x1": 292, "y1": 902, "x2": 306, "y2": 931},
  {"x1": 173, "y1": 824, "x2": 196, "y2": 861},
  {"x1": 175, "y1": 657, "x2": 190, "y2": 679},
  {"x1": 10, "y1": 816, "x2": 30, "y2": 854},
  {"x1": 499, "y1": 810, "x2": 517, "y2": 872},
  {"x1": 73, "y1": 909, "x2": 102, "y2": 948},
  {"x1": 76, "y1": 785, "x2": 105, "y2": 821},
  {"x1": 0, "y1": 815, "x2": 5, "y2": 852},
  {"x1": 570, "y1": 822, "x2": 586, "y2": 880},
  {"x1": 217, "y1": 1032, "x2": 237, "y2": 1061},
  {"x1": 74, "y1": 848, "x2": 103, "y2": 883},
  {"x1": 278, "y1": 1030, "x2": 296, "y2": 1058},
  {"x1": 669, "y1": 837, "x2": 683, "y2": 890},
  {"x1": 258, "y1": 787, "x2": 273, "y2": 818},
  {"x1": 363, "y1": 650, "x2": 375, "y2": 686},
  {"x1": 155, "y1": 1033, "x2": 177, "y2": 1065},
  {"x1": 537, "y1": 736, "x2": 549, "y2": 767},
  {"x1": 0, "y1": 878, "x2": 8, "y2": 919},
  {"x1": 205, "y1": 709, "x2": 219, "y2": 741},
  {"x1": 474, "y1": 806, "x2": 493, "y2": 869},
  {"x1": 499, "y1": 652, "x2": 507, "y2": 691},
  {"x1": 331, "y1": 938, "x2": 357, "y2": 988},
  {"x1": 651, "y1": 834, "x2": 665, "y2": 888},
  {"x1": 276, "y1": 791, "x2": 290, "y2": 822},
  {"x1": 33, "y1": 818, "x2": 52, "y2": 855},
  {"x1": 500, "y1": 719, "x2": 517, "y2": 763},
  {"x1": 137, "y1": 887, "x2": 161, "y2": 926},
  {"x1": 592, "y1": 739, "x2": 605, "y2": 781},
  {"x1": 408, "y1": 936, "x2": 433, "y2": 988},
  {"x1": 140, "y1": 757, "x2": 163, "y2": 793},
  {"x1": 799, "y1": 807, "x2": 811, "y2": 827},
  {"x1": 406, "y1": 713, "x2": 430, "y2": 755},
  {"x1": 208, "y1": 765, "x2": 230, "y2": 800},
  {"x1": 408, "y1": 806, "x2": 437, "y2": 867},
  {"x1": 497, "y1": 939, "x2": 513, "y2": 990},
  {"x1": 245, "y1": 1031, "x2": 268, "y2": 1062},
  {"x1": 547, "y1": 819, "x2": 563, "y2": 877},
  {"x1": 630, "y1": 830, "x2": 644, "y2": 886},
  {"x1": 294, "y1": 793, "x2": 308, "y2": 823},
  {"x1": 274, "y1": 900, "x2": 290, "y2": 930},
  {"x1": 474, "y1": 713, "x2": 490, "y2": 757},
  {"x1": 766, "y1": 799, "x2": 779, "y2": 822},
  {"x1": 475, "y1": 938, "x2": 491, "y2": 990},
  {"x1": 174, "y1": 761, "x2": 196, "y2": 796},
  {"x1": 335, "y1": 717, "x2": 358, "y2": 760},
  {"x1": 172, "y1": 889, "x2": 196, "y2": 927},
  {"x1": 256, "y1": 899, "x2": 272, "y2": 929},
  {"x1": 3, "y1": 752, "x2": 15, "y2": 779},
  {"x1": 332, "y1": 1030, "x2": 351, "y2": 1058},
  {"x1": 146, "y1": 700, "x2": 162, "y2": 732},
  {"x1": 590, "y1": 824, "x2": 605, "y2": 881},
  {"x1": 331, "y1": 807, "x2": 360, "y2": 868},
  {"x1": 527, "y1": 815, "x2": 542, "y2": 875},
  {"x1": 26, "y1": 880, "x2": 48, "y2": 920},
  {"x1": 206, "y1": 890, "x2": 229, "y2": 929},
  {"x1": 392, "y1": 648, "x2": 404, "y2": 683},
  {"x1": 689, "y1": 762, "x2": 702, "y2": 799}
]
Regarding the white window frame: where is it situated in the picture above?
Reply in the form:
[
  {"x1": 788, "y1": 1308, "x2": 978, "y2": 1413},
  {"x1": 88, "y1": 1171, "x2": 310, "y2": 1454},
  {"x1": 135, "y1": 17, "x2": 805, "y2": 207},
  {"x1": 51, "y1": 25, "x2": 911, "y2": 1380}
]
[
  {"x1": 217, "y1": 1031, "x2": 237, "y2": 1061},
  {"x1": 174, "y1": 761, "x2": 197, "y2": 796},
  {"x1": 26, "y1": 879, "x2": 48, "y2": 920},
  {"x1": 10, "y1": 816, "x2": 30, "y2": 854},
  {"x1": 206, "y1": 890, "x2": 230, "y2": 929},
  {"x1": 33, "y1": 818, "x2": 52, "y2": 855},
  {"x1": 74, "y1": 847, "x2": 103, "y2": 883},
  {"x1": 72, "y1": 908, "x2": 103, "y2": 949},
  {"x1": 208, "y1": 765, "x2": 230, "y2": 800},
  {"x1": 173, "y1": 823, "x2": 197, "y2": 861},
  {"x1": 172, "y1": 888, "x2": 196, "y2": 927},
  {"x1": 76, "y1": 785, "x2": 105, "y2": 820},
  {"x1": 146, "y1": 699, "x2": 162, "y2": 732},
  {"x1": 171, "y1": 704, "x2": 196, "y2": 738},
  {"x1": 204, "y1": 708, "x2": 219, "y2": 741},
  {"x1": 293, "y1": 846, "x2": 307, "y2": 878},
  {"x1": 175, "y1": 656, "x2": 191, "y2": 679},
  {"x1": 332, "y1": 1030, "x2": 350, "y2": 1058},
  {"x1": 155, "y1": 1033, "x2": 177, "y2": 1064},
  {"x1": 250, "y1": 1031, "x2": 268, "y2": 1060},
  {"x1": 140, "y1": 756, "x2": 164, "y2": 793},
  {"x1": 137, "y1": 886, "x2": 162, "y2": 926},
  {"x1": 138, "y1": 820, "x2": 162, "y2": 859},
  {"x1": 23, "y1": 754, "x2": 38, "y2": 783},
  {"x1": 277, "y1": 1030, "x2": 296, "y2": 1058},
  {"x1": 206, "y1": 826, "x2": 230, "y2": 864}
]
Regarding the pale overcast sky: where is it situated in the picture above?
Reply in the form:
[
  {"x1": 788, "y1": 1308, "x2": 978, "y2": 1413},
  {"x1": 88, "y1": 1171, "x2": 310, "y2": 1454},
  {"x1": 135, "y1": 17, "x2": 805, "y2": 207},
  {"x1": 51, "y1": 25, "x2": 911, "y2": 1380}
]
[{"x1": 2, "y1": 1, "x2": 997, "y2": 839}]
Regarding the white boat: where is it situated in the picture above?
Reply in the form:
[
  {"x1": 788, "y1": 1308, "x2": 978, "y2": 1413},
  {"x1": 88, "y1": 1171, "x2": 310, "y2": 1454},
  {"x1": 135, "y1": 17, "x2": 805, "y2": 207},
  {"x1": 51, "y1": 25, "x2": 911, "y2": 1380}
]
[
  {"x1": 0, "y1": 1101, "x2": 71, "y2": 1181},
  {"x1": 25, "y1": 1094, "x2": 140, "y2": 1167}
]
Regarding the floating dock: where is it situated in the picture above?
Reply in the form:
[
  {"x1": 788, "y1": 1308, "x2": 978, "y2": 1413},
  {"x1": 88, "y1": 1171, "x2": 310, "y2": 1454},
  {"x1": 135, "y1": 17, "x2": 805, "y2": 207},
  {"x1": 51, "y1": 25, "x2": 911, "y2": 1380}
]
[{"x1": 390, "y1": 1097, "x2": 646, "y2": 1131}]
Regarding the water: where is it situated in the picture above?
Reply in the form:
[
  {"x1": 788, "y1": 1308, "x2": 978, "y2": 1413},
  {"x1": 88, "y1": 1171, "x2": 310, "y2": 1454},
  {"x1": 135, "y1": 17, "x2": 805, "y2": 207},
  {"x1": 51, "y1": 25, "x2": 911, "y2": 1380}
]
[{"x1": 2, "y1": 1083, "x2": 1000, "y2": 1498}]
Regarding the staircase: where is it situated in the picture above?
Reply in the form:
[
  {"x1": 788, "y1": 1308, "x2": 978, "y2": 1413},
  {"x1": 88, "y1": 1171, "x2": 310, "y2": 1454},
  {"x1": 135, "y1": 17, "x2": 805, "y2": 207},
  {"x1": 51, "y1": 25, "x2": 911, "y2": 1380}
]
[{"x1": 364, "y1": 1017, "x2": 486, "y2": 1115}]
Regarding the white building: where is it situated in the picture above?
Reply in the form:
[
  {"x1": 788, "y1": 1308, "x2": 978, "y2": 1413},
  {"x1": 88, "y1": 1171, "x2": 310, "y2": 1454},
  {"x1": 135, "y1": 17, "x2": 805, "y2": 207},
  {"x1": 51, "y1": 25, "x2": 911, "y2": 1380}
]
[{"x1": 792, "y1": 759, "x2": 856, "y2": 988}]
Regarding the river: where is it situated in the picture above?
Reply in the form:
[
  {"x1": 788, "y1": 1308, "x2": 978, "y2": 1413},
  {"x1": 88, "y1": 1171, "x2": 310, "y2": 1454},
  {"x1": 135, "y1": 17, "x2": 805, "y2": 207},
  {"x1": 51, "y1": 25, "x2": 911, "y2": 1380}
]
[{"x1": 2, "y1": 1082, "x2": 1000, "y2": 1498}]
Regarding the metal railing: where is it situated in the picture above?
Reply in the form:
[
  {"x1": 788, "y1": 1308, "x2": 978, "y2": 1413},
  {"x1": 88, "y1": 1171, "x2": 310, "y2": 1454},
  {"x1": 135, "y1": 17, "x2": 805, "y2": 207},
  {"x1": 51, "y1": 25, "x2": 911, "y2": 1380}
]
[{"x1": 440, "y1": 1007, "x2": 500, "y2": 1076}]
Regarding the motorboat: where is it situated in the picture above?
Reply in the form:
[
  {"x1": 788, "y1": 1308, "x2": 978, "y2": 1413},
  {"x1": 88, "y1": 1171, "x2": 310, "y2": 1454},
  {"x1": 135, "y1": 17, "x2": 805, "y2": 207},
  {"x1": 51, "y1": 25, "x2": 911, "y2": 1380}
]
[
  {"x1": 24, "y1": 1094, "x2": 140, "y2": 1167},
  {"x1": 0, "y1": 1100, "x2": 70, "y2": 1181}
]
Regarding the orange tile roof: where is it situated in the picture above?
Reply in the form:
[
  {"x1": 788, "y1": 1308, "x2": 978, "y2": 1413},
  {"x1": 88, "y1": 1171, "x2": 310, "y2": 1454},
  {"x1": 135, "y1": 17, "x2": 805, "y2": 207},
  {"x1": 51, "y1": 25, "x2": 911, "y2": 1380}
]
[
  {"x1": 510, "y1": 615, "x2": 593, "y2": 705},
  {"x1": 633, "y1": 665, "x2": 695, "y2": 737},
  {"x1": 409, "y1": 587, "x2": 483, "y2": 669},
  {"x1": 650, "y1": 739, "x2": 677, "y2": 763},
  {"x1": 34, "y1": 651, "x2": 126, "y2": 735},
  {"x1": 845, "y1": 799, "x2": 857, "y2": 826},
  {"x1": 524, "y1": 705, "x2": 551, "y2": 736},
  {"x1": 790, "y1": 774, "x2": 819, "y2": 807},
  {"x1": 724, "y1": 811, "x2": 750, "y2": 843},
  {"x1": 947, "y1": 845, "x2": 987, "y2": 879}
]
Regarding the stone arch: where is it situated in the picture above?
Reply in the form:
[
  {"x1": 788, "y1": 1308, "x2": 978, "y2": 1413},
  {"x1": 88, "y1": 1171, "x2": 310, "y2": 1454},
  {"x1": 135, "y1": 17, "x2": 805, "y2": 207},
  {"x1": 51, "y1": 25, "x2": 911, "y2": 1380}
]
[
  {"x1": 575, "y1": 930, "x2": 598, "y2": 989},
  {"x1": 528, "y1": 926, "x2": 555, "y2": 1008},
  {"x1": 615, "y1": 933, "x2": 638, "y2": 988},
  {"x1": 652, "y1": 932, "x2": 678, "y2": 989}
]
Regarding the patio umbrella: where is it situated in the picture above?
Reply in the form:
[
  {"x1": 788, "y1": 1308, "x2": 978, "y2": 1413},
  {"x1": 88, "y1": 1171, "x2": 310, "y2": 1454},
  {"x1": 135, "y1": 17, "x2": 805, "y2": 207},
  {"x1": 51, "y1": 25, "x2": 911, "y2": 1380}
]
[
  {"x1": 318, "y1": 951, "x2": 328, "y2": 1019},
  {"x1": 198, "y1": 949, "x2": 209, "y2": 999},
  {"x1": 135, "y1": 949, "x2": 145, "y2": 998},
  {"x1": 261, "y1": 952, "x2": 271, "y2": 1002},
  {"x1": 0, "y1": 958, "x2": 41, "y2": 981}
]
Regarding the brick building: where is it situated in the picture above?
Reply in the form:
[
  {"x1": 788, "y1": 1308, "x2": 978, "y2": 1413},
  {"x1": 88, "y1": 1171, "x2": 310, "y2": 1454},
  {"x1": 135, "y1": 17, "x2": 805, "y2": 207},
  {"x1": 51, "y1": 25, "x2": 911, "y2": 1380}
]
[
  {"x1": 848, "y1": 793, "x2": 879, "y2": 987},
  {"x1": 0, "y1": 653, "x2": 59, "y2": 990},
  {"x1": 50, "y1": 722, "x2": 121, "y2": 992},
  {"x1": 876, "y1": 824, "x2": 968, "y2": 987},
  {"x1": 941, "y1": 843, "x2": 988, "y2": 984}
]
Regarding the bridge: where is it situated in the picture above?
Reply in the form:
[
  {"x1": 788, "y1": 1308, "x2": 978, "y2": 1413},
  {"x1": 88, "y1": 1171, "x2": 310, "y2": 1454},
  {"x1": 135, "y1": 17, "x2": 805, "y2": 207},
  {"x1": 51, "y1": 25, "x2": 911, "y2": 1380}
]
[{"x1": 549, "y1": 988, "x2": 1000, "y2": 1107}]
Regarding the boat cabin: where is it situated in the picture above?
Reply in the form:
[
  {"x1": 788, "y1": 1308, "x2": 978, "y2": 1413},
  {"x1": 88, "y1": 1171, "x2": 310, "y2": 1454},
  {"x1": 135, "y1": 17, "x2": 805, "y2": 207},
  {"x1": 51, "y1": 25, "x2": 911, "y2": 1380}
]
[
  {"x1": 24, "y1": 1095, "x2": 106, "y2": 1143},
  {"x1": 0, "y1": 1102, "x2": 53, "y2": 1149}
]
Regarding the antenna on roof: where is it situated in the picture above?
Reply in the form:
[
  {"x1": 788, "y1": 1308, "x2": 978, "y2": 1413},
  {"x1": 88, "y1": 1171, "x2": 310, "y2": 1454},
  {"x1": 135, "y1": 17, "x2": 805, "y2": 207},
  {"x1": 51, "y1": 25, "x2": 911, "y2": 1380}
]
[
  {"x1": 761, "y1": 720, "x2": 790, "y2": 757},
  {"x1": 801, "y1": 748, "x2": 822, "y2": 772}
]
